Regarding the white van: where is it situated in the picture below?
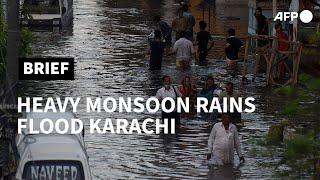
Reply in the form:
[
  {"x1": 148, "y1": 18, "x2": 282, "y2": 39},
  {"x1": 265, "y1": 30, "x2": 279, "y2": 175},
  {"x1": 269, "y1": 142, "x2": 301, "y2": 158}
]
[
  {"x1": 15, "y1": 112, "x2": 91, "y2": 180},
  {"x1": 20, "y1": 0, "x2": 73, "y2": 29}
]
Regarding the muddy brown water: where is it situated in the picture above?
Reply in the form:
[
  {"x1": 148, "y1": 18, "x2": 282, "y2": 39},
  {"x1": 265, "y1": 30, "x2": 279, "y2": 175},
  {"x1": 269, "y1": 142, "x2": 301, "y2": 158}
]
[{"x1": 21, "y1": 0, "x2": 312, "y2": 179}]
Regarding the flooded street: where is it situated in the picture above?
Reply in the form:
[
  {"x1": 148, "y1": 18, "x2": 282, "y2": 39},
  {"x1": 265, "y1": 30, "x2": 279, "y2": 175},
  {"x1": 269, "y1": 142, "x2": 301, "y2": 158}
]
[{"x1": 21, "y1": 0, "x2": 305, "y2": 179}]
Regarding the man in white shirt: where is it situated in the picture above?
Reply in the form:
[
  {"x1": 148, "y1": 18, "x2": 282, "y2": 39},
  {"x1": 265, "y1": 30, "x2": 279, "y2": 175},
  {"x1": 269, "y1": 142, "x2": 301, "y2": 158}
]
[
  {"x1": 169, "y1": 31, "x2": 195, "y2": 69},
  {"x1": 207, "y1": 113, "x2": 245, "y2": 165},
  {"x1": 156, "y1": 76, "x2": 182, "y2": 128}
]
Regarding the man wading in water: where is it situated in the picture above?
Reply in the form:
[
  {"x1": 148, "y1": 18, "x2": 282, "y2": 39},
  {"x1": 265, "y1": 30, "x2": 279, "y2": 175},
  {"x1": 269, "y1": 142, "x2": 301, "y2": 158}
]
[
  {"x1": 225, "y1": 28, "x2": 243, "y2": 67},
  {"x1": 146, "y1": 30, "x2": 166, "y2": 70},
  {"x1": 168, "y1": 31, "x2": 195, "y2": 70},
  {"x1": 153, "y1": 15, "x2": 172, "y2": 53},
  {"x1": 172, "y1": 8, "x2": 188, "y2": 41},
  {"x1": 156, "y1": 76, "x2": 182, "y2": 129},
  {"x1": 207, "y1": 113, "x2": 245, "y2": 165},
  {"x1": 195, "y1": 21, "x2": 214, "y2": 66}
]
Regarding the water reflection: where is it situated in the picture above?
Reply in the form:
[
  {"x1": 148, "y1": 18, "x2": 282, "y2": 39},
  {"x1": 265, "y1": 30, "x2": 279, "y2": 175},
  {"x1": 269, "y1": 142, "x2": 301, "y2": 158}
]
[{"x1": 208, "y1": 164, "x2": 242, "y2": 180}]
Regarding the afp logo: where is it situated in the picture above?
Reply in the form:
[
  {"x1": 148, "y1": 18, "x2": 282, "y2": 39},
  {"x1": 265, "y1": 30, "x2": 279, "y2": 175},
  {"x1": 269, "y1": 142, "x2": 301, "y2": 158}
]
[{"x1": 274, "y1": 10, "x2": 313, "y2": 23}]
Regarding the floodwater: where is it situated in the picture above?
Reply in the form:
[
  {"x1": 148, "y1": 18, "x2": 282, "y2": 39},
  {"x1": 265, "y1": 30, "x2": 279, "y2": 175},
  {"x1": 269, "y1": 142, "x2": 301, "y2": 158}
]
[{"x1": 22, "y1": 0, "x2": 310, "y2": 179}]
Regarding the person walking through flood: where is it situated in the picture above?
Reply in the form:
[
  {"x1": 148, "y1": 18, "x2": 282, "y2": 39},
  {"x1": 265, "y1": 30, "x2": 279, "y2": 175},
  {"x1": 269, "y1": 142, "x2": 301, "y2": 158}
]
[
  {"x1": 274, "y1": 22, "x2": 289, "y2": 80},
  {"x1": 207, "y1": 113, "x2": 245, "y2": 165},
  {"x1": 179, "y1": 76, "x2": 197, "y2": 117},
  {"x1": 199, "y1": 76, "x2": 223, "y2": 121},
  {"x1": 146, "y1": 30, "x2": 166, "y2": 70},
  {"x1": 182, "y1": 4, "x2": 195, "y2": 40},
  {"x1": 153, "y1": 15, "x2": 172, "y2": 53},
  {"x1": 225, "y1": 28, "x2": 243, "y2": 66},
  {"x1": 254, "y1": 7, "x2": 269, "y2": 47},
  {"x1": 195, "y1": 21, "x2": 214, "y2": 66},
  {"x1": 169, "y1": 31, "x2": 195, "y2": 70},
  {"x1": 172, "y1": 8, "x2": 188, "y2": 41},
  {"x1": 219, "y1": 82, "x2": 241, "y2": 125},
  {"x1": 156, "y1": 76, "x2": 182, "y2": 129}
]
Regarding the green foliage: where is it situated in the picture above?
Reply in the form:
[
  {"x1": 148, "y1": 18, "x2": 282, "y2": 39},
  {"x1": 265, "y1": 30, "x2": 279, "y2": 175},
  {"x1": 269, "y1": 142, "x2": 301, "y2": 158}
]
[
  {"x1": 273, "y1": 74, "x2": 320, "y2": 117},
  {"x1": 20, "y1": 1, "x2": 34, "y2": 57},
  {"x1": 298, "y1": 73, "x2": 312, "y2": 83},
  {"x1": 281, "y1": 101, "x2": 300, "y2": 116},
  {"x1": 20, "y1": 5, "x2": 33, "y2": 21},
  {"x1": 284, "y1": 134, "x2": 319, "y2": 161},
  {"x1": 299, "y1": 28, "x2": 313, "y2": 44},
  {"x1": 267, "y1": 73, "x2": 320, "y2": 176},
  {"x1": 273, "y1": 86, "x2": 296, "y2": 97},
  {"x1": 307, "y1": 78, "x2": 320, "y2": 91},
  {"x1": 266, "y1": 124, "x2": 283, "y2": 145},
  {"x1": 299, "y1": 28, "x2": 320, "y2": 47},
  {"x1": 0, "y1": 0, "x2": 34, "y2": 80},
  {"x1": 309, "y1": 32, "x2": 320, "y2": 47},
  {"x1": 19, "y1": 28, "x2": 33, "y2": 57}
]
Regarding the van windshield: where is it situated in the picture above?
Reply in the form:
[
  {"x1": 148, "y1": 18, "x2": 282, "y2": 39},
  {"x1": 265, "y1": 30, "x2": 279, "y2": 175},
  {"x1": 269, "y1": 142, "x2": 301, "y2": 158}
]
[
  {"x1": 22, "y1": 160, "x2": 85, "y2": 180},
  {"x1": 23, "y1": 0, "x2": 60, "y2": 14}
]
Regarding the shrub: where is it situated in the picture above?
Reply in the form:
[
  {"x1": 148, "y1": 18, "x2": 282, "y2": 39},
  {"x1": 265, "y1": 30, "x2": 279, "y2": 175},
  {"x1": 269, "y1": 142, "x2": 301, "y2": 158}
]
[{"x1": 284, "y1": 134, "x2": 320, "y2": 163}]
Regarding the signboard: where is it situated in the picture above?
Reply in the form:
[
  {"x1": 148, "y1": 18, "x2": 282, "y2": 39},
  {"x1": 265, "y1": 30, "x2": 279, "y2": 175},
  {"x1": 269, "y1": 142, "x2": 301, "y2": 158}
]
[{"x1": 22, "y1": 161, "x2": 84, "y2": 180}]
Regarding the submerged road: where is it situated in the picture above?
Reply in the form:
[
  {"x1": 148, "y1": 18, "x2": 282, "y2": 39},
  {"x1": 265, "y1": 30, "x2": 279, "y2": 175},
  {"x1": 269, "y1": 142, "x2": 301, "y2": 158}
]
[{"x1": 22, "y1": 0, "x2": 306, "y2": 179}]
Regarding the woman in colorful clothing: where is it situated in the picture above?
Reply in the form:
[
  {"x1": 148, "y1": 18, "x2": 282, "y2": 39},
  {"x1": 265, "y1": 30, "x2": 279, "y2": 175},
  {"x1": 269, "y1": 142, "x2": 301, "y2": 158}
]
[
  {"x1": 199, "y1": 77, "x2": 223, "y2": 121},
  {"x1": 179, "y1": 76, "x2": 197, "y2": 117}
]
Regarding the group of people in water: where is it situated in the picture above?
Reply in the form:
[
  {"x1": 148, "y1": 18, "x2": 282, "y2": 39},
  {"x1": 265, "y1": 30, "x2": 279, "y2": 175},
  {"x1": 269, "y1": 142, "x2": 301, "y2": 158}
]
[
  {"x1": 155, "y1": 75, "x2": 244, "y2": 165},
  {"x1": 151, "y1": 3, "x2": 292, "y2": 166},
  {"x1": 146, "y1": 2, "x2": 244, "y2": 70},
  {"x1": 147, "y1": 4, "x2": 291, "y2": 79},
  {"x1": 149, "y1": 1, "x2": 247, "y2": 166},
  {"x1": 150, "y1": 1, "x2": 247, "y2": 166}
]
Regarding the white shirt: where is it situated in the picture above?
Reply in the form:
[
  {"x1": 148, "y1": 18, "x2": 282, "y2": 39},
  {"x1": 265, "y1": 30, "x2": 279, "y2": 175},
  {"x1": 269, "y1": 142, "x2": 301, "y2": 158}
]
[
  {"x1": 156, "y1": 86, "x2": 181, "y2": 100},
  {"x1": 208, "y1": 122, "x2": 242, "y2": 165},
  {"x1": 173, "y1": 38, "x2": 195, "y2": 61}
]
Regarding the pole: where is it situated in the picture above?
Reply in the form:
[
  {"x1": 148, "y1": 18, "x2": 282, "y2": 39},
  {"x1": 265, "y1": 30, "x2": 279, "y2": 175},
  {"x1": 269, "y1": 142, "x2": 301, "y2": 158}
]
[
  {"x1": 293, "y1": 0, "x2": 299, "y2": 42},
  {"x1": 1, "y1": 0, "x2": 20, "y2": 177},
  {"x1": 273, "y1": 0, "x2": 277, "y2": 35},
  {"x1": 272, "y1": 0, "x2": 277, "y2": 17},
  {"x1": 6, "y1": 0, "x2": 19, "y2": 92}
]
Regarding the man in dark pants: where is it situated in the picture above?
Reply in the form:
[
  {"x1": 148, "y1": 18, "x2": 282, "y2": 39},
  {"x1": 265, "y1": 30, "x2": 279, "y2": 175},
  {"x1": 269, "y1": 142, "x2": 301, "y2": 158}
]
[
  {"x1": 153, "y1": 15, "x2": 172, "y2": 52},
  {"x1": 196, "y1": 21, "x2": 214, "y2": 66},
  {"x1": 146, "y1": 30, "x2": 166, "y2": 70},
  {"x1": 156, "y1": 76, "x2": 182, "y2": 130},
  {"x1": 225, "y1": 28, "x2": 243, "y2": 66}
]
